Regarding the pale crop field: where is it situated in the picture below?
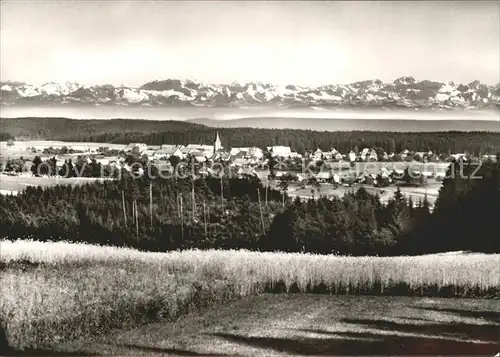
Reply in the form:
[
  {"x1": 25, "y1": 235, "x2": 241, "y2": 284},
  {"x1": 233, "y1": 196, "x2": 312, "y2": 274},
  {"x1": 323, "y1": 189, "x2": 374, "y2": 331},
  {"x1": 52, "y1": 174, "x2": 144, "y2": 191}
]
[
  {"x1": 0, "y1": 173, "x2": 113, "y2": 194},
  {"x1": 1, "y1": 239, "x2": 499, "y2": 351},
  {"x1": 0, "y1": 140, "x2": 128, "y2": 153}
]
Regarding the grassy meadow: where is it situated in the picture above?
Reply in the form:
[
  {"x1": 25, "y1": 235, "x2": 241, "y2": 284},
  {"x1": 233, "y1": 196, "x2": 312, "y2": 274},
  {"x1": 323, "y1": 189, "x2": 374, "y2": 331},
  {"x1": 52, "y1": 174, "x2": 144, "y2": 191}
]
[
  {"x1": 55, "y1": 294, "x2": 500, "y2": 356},
  {"x1": 0, "y1": 140, "x2": 128, "y2": 158},
  {"x1": 1, "y1": 239, "x2": 499, "y2": 352}
]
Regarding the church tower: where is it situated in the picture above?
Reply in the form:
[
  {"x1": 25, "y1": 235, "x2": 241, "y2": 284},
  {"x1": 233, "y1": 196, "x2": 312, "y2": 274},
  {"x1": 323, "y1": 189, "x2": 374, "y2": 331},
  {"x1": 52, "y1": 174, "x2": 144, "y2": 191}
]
[{"x1": 213, "y1": 131, "x2": 222, "y2": 152}]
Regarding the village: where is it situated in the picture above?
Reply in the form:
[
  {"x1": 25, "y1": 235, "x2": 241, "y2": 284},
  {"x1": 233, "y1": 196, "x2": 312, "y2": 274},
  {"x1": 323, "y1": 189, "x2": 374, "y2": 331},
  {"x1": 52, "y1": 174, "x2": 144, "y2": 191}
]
[
  {"x1": 1, "y1": 131, "x2": 485, "y2": 175},
  {"x1": 3, "y1": 131, "x2": 496, "y2": 208}
]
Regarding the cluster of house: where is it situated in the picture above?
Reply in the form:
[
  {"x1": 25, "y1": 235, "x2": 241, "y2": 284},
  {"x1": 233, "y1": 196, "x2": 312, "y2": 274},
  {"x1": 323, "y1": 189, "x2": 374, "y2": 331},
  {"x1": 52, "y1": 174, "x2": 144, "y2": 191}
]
[
  {"x1": 124, "y1": 133, "x2": 266, "y2": 167},
  {"x1": 311, "y1": 148, "x2": 461, "y2": 163},
  {"x1": 122, "y1": 135, "x2": 458, "y2": 167},
  {"x1": 115, "y1": 134, "x2": 450, "y2": 185},
  {"x1": 273, "y1": 166, "x2": 446, "y2": 186},
  {"x1": 128, "y1": 142, "x2": 381, "y2": 164},
  {"x1": 74, "y1": 131, "x2": 477, "y2": 168},
  {"x1": 10, "y1": 131, "x2": 494, "y2": 180},
  {"x1": 120, "y1": 133, "x2": 407, "y2": 165}
]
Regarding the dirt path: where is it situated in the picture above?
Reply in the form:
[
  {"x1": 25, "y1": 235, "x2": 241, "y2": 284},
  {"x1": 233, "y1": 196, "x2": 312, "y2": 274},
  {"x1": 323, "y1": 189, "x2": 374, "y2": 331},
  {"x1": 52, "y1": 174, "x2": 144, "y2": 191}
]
[{"x1": 54, "y1": 294, "x2": 500, "y2": 356}]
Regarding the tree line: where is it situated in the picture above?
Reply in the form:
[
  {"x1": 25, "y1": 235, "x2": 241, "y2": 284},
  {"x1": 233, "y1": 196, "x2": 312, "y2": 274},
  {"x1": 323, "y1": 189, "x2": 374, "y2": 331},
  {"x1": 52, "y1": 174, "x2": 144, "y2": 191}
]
[
  {"x1": 0, "y1": 160, "x2": 498, "y2": 255},
  {"x1": 34, "y1": 129, "x2": 500, "y2": 156},
  {"x1": 0, "y1": 132, "x2": 15, "y2": 141},
  {"x1": 2, "y1": 117, "x2": 500, "y2": 155}
]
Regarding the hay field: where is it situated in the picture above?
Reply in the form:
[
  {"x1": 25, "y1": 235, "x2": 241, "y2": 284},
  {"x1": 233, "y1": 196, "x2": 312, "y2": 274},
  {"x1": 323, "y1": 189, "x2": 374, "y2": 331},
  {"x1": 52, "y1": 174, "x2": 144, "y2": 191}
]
[
  {"x1": 0, "y1": 140, "x2": 129, "y2": 162},
  {"x1": 1, "y1": 239, "x2": 499, "y2": 351},
  {"x1": 0, "y1": 173, "x2": 112, "y2": 194},
  {"x1": 0, "y1": 140, "x2": 127, "y2": 153}
]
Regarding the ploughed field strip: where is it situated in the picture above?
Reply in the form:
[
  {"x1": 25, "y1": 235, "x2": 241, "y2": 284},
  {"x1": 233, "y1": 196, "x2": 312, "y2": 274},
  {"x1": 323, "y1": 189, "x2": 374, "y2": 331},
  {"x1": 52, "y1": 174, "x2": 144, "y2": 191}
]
[{"x1": 55, "y1": 294, "x2": 500, "y2": 356}]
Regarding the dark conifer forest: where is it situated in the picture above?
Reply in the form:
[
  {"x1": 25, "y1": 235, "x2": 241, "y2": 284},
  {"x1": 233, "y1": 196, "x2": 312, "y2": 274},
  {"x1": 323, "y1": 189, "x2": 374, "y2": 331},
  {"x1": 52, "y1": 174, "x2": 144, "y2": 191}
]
[
  {"x1": 1, "y1": 160, "x2": 498, "y2": 255},
  {"x1": 2, "y1": 117, "x2": 500, "y2": 155},
  {"x1": 1, "y1": 117, "x2": 499, "y2": 255}
]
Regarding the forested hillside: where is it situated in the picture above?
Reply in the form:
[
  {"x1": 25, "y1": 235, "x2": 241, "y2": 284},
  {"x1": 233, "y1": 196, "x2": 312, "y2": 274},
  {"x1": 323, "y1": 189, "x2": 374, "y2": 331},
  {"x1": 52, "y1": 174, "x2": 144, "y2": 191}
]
[
  {"x1": 0, "y1": 117, "x2": 204, "y2": 139},
  {"x1": 1, "y1": 160, "x2": 498, "y2": 255},
  {"x1": 0, "y1": 132, "x2": 14, "y2": 141},
  {"x1": 2, "y1": 117, "x2": 500, "y2": 154}
]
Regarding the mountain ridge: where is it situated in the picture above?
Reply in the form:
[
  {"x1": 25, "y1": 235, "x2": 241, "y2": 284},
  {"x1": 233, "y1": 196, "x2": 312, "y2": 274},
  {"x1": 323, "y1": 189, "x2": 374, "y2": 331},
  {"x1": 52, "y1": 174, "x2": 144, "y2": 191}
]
[{"x1": 2, "y1": 77, "x2": 499, "y2": 110}]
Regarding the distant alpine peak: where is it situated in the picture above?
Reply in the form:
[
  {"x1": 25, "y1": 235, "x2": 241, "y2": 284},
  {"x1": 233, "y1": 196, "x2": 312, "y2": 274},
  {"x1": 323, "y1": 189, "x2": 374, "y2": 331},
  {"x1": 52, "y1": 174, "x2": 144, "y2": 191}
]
[
  {"x1": 394, "y1": 76, "x2": 417, "y2": 86},
  {"x1": 1, "y1": 77, "x2": 498, "y2": 110}
]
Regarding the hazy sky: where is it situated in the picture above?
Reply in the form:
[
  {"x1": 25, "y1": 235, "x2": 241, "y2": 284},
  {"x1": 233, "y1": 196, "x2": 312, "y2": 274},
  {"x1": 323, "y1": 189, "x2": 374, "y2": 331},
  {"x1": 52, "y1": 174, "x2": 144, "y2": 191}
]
[{"x1": 1, "y1": 1, "x2": 499, "y2": 87}]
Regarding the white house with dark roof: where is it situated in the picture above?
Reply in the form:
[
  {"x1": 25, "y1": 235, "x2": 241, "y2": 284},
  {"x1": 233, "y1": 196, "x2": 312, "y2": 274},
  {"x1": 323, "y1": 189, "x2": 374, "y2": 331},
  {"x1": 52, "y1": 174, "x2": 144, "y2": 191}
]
[
  {"x1": 356, "y1": 171, "x2": 377, "y2": 184},
  {"x1": 237, "y1": 167, "x2": 258, "y2": 177},
  {"x1": 124, "y1": 143, "x2": 148, "y2": 154},
  {"x1": 289, "y1": 152, "x2": 303, "y2": 159},
  {"x1": 267, "y1": 146, "x2": 292, "y2": 157},
  {"x1": 421, "y1": 170, "x2": 435, "y2": 178},
  {"x1": 312, "y1": 148, "x2": 324, "y2": 161},
  {"x1": 333, "y1": 152, "x2": 343, "y2": 161},
  {"x1": 380, "y1": 168, "x2": 394, "y2": 183},
  {"x1": 186, "y1": 144, "x2": 213, "y2": 152},
  {"x1": 296, "y1": 173, "x2": 305, "y2": 182},
  {"x1": 368, "y1": 149, "x2": 378, "y2": 161},
  {"x1": 191, "y1": 154, "x2": 208, "y2": 163},
  {"x1": 450, "y1": 153, "x2": 468, "y2": 161},
  {"x1": 230, "y1": 158, "x2": 255, "y2": 168},
  {"x1": 230, "y1": 148, "x2": 246, "y2": 156},
  {"x1": 380, "y1": 167, "x2": 392, "y2": 178},
  {"x1": 435, "y1": 171, "x2": 446, "y2": 180},
  {"x1": 315, "y1": 171, "x2": 331, "y2": 182},
  {"x1": 247, "y1": 147, "x2": 264, "y2": 159},
  {"x1": 482, "y1": 154, "x2": 498, "y2": 162},
  {"x1": 400, "y1": 149, "x2": 411, "y2": 159},
  {"x1": 153, "y1": 145, "x2": 184, "y2": 160},
  {"x1": 180, "y1": 147, "x2": 195, "y2": 156},
  {"x1": 143, "y1": 149, "x2": 157, "y2": 159}
]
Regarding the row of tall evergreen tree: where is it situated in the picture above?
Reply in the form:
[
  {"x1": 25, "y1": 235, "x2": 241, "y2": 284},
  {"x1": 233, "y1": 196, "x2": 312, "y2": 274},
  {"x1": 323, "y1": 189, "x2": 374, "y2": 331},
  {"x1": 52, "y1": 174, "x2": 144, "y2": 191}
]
[
  {"x1": 0, "y1": 132, "x2": 14, "y2": 141},
  {"x1": 2, "y1": 118, "x2": 500, "y2": 155},
  {"x1": 58, "y1": 129, "x2": 500, "y2": 156}
]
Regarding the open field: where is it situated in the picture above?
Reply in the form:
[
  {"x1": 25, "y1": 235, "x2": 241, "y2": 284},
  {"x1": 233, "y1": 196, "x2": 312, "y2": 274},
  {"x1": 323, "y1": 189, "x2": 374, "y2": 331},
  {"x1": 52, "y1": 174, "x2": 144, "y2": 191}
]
[
  {"x1": 256, "y1": 162, "x2": 450, "y2": 180},
  {"x1": 326, "y1": 161, "x2": 450, "y2": 173},
  {"x1": 56, "y1": 294, "x2": 500, "y2": 356},
  {"x1": 0, "y1": 173, "x2": 112, "y2": 195},
  {"x1": 287, "y1": 181, "x2": 442, "y2": 206},
  {"x1": 0, "y1": 173, "x2": 442, "y2": 204},
  {"x1": 0, "y1": 140, "x2": 128, "y2": 151},
  {"x1": 1, "y1": 240, "x2": 499, "y2": 353},
  {"x1": 259, "y1": 162, "x2": 446, "y2": 205},
  {"x1": 0, "y1": 140, "x2": 128, "y2": 161}
]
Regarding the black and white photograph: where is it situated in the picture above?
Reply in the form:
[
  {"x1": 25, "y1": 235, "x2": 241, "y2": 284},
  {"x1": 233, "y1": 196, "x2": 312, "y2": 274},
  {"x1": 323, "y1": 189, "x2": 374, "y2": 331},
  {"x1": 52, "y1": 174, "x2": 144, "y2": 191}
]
[{"x1": 0, "y1": 1, "x2": 499, "y2": 356}]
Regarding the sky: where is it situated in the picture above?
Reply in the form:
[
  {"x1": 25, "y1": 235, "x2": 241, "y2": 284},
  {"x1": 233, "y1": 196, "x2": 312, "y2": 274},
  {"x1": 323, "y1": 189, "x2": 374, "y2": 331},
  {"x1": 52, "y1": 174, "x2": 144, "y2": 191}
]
[{"x1": 1, "y1": 1, "x2": 499, "y2": 87}]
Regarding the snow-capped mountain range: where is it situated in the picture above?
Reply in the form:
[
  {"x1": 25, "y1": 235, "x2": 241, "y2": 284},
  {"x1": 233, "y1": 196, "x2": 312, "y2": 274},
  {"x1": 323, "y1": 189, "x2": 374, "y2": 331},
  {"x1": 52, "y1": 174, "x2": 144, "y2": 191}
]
[{"x1": 1, "y1": 77, "x2": 499, "y2": 110}]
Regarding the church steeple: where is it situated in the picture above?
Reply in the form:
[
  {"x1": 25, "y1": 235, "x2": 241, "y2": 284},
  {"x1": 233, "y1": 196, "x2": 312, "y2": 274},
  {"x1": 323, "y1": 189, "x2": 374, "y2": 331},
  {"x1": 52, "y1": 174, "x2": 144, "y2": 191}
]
[{"x1": 214, "y1": 131, "x2": 222, "y2": 151}]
